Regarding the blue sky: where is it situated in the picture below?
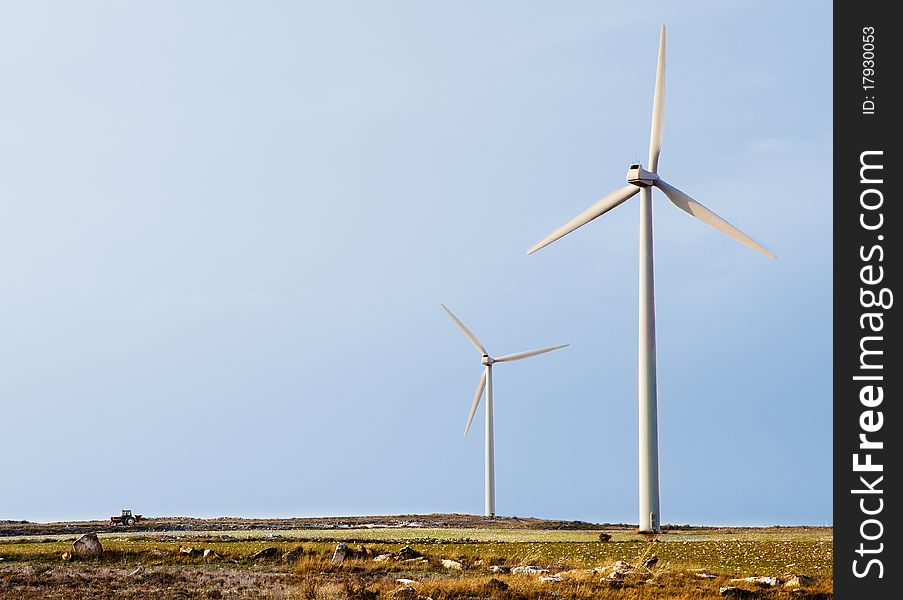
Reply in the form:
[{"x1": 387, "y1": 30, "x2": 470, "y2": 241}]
[{"x1": 1, "y1": 1, "x2": 831, "y2": 525}]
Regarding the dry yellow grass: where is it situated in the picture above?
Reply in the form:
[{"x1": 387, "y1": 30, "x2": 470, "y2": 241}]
[{"x1": 0, "y1": 524, "x2": 832, "y2": 599}]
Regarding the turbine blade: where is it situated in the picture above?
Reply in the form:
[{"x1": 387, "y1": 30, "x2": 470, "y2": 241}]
[
  {"x1": 494, "y1": 344, "x2": 569, "y2": 363},
  {"x1": 464, "y1": 369, "x2": 488, "y2": 436},
  {"x1": 654, "y1": 178, "x2": 776, "y2": 259},
  {"x1": 441, "y1": 304, "x2": 487, "y2": 355},
  {"x1": 648, "y1": 25, "x2": 666, "y2": 172},
  {"x1": 527, "y1": 185, "x2": 640, "y2": 255}
]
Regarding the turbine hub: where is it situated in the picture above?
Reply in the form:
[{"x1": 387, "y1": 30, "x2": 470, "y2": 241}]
[
  {"x1": 481, "y1": 355, "x2": 494, "y2": 366},
  {"x1": 626, "y1": 164, "x2": 658, "y2": 187}
]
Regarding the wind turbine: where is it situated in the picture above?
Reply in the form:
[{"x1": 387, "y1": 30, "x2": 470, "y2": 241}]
[
  {"x1": 527, "y1": 25, "x2": 775, "y2": 533},
  {"x1": 441, "y1": 304, "x2": 567, "y2": 517}
]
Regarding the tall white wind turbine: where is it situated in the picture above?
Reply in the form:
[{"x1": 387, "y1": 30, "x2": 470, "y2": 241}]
[
  {"x1": 527, "y1": 26, "x2": 775, "y2": 533},
  {"x1": 441, "y1": 304, "x2": 567, "y2": 517}
]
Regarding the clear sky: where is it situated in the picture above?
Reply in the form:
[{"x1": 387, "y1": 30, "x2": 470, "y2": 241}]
[{"x1": 1, "y1": 1, "x2": 831, "y2": 525}]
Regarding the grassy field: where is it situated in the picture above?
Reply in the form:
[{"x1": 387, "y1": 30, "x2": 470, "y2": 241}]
[{"x1": 0, "y1": 521, "x2": 833, "y2": 599}]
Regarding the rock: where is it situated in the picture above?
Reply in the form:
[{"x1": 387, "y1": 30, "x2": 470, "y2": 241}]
[
  {"x1": 720, "y1": 587, "x2": 756, "y2": 598},
  {"x1": 489, "y1": 565, "x2": 510, "y2": 574},
  {"x1": 789, "y1": 591, "x2": 829, "y2": 600},
  {"x1": 486, "y1": 578, "x2": 508, "y2": 590},
  {"x1": 282, "y1": 548, "x2": 303, "y2": 563},
  {"x1": 540, "y1": 575, "x2": 562, "y2": 583},
  {"x1": 556, "y1": 569, "x2": 595, "y2": 580},
  {"x1": 695, "y1": 572, "x2": 718, "y2": 579},
  {"x1": 642, "y1": 554, "x2": 658, "y2": 569},
  {"x1": 390, "y1": 586, "x2": 417, "y2": 599},
  {"x1": 512, "y1": 565, "x2": 549, "y2": 575},
  {"x1": 251, "y1": 547, "x2": 280, "y2": 560},
  {"x1": 598, "y1": 532, "x2": 612, "y2": 542},
  {"x1": 357, "y1": 545, "x2": 375, "y2": 559},
  {"x1": 440, "y1": 559, "x2": 464, "y2": 570},
  {"x1": 395, "y1": 578, "x2": 416, "y2": 585},
  {"x1": 72, "y1": 533, "x2": 103, "y2": 558},
  {"x1": 150, "y1": 549, "x2": 167, "y2": 557},
  {"x1": 60, "y1": 552, "x2": 73, "y2": 562},
  {"x1": 730, "y1": 576, "x2": 782, "y2": 587},
  {"x1": 179, "y1": 546, "x2": 199, "y2": 557},
  {"x1": 128, "y1": 565, "x2": 145, "y2": 578},
  {"x1": 373, "y1": 554, "x2": 394, "y2": 562},
  {"x1": 784, "y1": 574, "x2": 815, "y2": 589},
  {"x1": 332, "y1": 543, "x2": 349, "y2": 563},
  {"x1": 402, "y1": 557, "x2": 429, "y2": 564},
  {"x1": 203, "y1": 549, "x2": 222, "y2": 559},
  {"x1": 473, "y1": 559, "x2": 484, "y2": 567},
  {"x1": 397, "y1": 545, "x2": 422, "y2": 560},
  {"x1": 596, "y1": 561, "x2": 635, "y2": 579}
]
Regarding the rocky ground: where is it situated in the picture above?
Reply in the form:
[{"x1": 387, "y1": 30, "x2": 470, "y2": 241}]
[
  {"x1": 0, "y1": 514, "x2": 608, "y2": 538},
  {"x1": 0, "y1": 515, "x2": 833, "y2": 599}
]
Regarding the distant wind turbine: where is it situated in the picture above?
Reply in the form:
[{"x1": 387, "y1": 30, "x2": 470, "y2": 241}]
[
  {"x1": 527, "y1": 25, "x2": 775, "y2": 533},
  {"x1": 441, "y1": 304, "x2": 567, "y2": 517}
]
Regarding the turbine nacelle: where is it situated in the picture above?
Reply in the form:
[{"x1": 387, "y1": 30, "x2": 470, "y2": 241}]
[
  {"x1": 626, "y1": 164, "x2": 658, "y2": 187},
  {"x1": 481, "y1": 354, "x2": 495, "y2": 366}
]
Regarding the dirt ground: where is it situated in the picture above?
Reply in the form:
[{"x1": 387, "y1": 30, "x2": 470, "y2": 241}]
[
  {"x1": 0, "y1": 563, "x2": 296, "y2": 599},
  {"x1": 0, "y1": 513, "x2": 609, "y2": 538}
]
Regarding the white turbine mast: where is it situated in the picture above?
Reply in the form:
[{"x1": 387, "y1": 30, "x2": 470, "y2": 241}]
[
  {"x1": 527, "y1": 25, "x2": 775, "y2": 533},
  {"x1": 441, "y1": 304, "x2": 567, "y2": 517}
]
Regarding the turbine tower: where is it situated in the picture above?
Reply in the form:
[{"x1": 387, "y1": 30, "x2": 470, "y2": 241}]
[
  {"x1": 441, "y1": 304, "x2": 567, "y2": 517},
  {"x1": 527, "y1": 26, "x2": 775, "y2": 533}
]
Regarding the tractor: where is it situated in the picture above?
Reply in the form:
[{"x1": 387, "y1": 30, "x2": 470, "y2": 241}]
[{"x1": 109, "y1": 509, "x2": 142, "y2": 526}]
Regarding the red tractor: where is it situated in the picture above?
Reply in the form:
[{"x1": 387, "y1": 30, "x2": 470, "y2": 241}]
[{"x1": 109, "y1": 509, "x2": 142, "y2": 526}]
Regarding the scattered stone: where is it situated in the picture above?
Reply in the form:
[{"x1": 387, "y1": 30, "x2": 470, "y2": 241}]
[
  {"x1": 390, "y1": 585, "x2": 417, "y2": 599},
  {"x1": 128, "y1": 565, "x2": 145, "y2": 578},
  {"x1": 730, "y1": 576, "x2": 782, "y2": 587},
  {"x1": 598, "y1": 532, "x2": 612, "y2": 542},
  {"x1": 395, "y1": 578, "x2": 417, "y2": 585},
  {"x1": 473, "y1": 559, "x2": 484, "y2": 567},
  {"x1": 60, "y1": 552, "x2": 73, "y2": 562},
  {"x1": 600, "y1": 577, "x2": 626, "y2": 589},
  {"x1": 556, "y1": 568, "x2": 595, "y2": 580},
  {"x1": 397, "y1": 545, "x2": 422, "y2": 560},
  {"x1": 440, "y1": 559, "x2": 464, "y2": 570},
  {"x1": 332, "y1": 543, "x2": 349, "y2": 563},
  {"x1": 489, "y1": 565, "x2": 509, "y2": 574},
  {"x1": 596, "y1": 561, "x2": 635, "y2": 579},
  {"x1": 282, "y1": 548, "x2": 303, "y2": 563},
  {"x1": 720, "y1": 587, "x2": 756, "y2": 598},
  {"x1": 373, "y1": 554, "x2": 393, "y2": 562},
  {"x1": 789, "y1": 591, "x2": 829, "y2": 600},
  {"x1": 784, "y1": 574, "x2": 815, "y2": 589},
  {"x1": 642, "y1": 554, "x2": 658, "y2": 569},
  {"x1": 150, "y1": 549, "x2": 167, "y2": 557},
  {"x1": 540, "y1": 575, "x2": 562, "y2": 583},
  {"x1": 251, "y1": 547, "x2": 280, "y2": 560},
  {"x1": 203, "y1": 549, "x2": 222, "y2": 559},
  {"x1": 179, "y1": 546, "x2": 199, "y2": 557},
  {"x1": 695, "y1": 572, "x2": 718, "y2": 579},
  {"x1": 486, "y1": 578, "x2": 508, "y2": 591},
  {"x1": 402, "y1": 557, "x2": 429, "y2": 564},
  {"x1": 512, "y1": 565, "x2": 549, "y2": 575},
  {"x1": 72, "y1": 533, "x2": 103, "y2": 558},
  {"x1": 357, "y1": 545, "x2": 375, "y2": 559}
]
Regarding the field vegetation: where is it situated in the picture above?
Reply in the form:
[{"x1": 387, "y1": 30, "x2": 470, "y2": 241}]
[{"x1": 0, "y1": 516, "x2": 832, "y2": 599}]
